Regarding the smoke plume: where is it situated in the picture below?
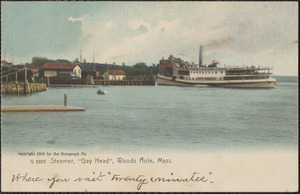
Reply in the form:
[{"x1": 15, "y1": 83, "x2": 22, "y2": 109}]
[{"x1": 204, "y1": 36, "x2": 234, "y2": 49}]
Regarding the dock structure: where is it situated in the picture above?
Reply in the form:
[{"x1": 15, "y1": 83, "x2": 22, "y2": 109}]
[
  {"x1": 2, "y1": 106, "x2": 85, "y2": 112},
  {"x1": 1, "y1": 82, "x2": 47, "y2": 95},
  {"x1": 94, "y1": 80, "x2": 155, "y2": 86},
  {"x1": 48, "y1": 84, "x2": 99, "y2": 88},
  {"x1": 1, "y1": 66, "x2": 47, "y2": 95}
]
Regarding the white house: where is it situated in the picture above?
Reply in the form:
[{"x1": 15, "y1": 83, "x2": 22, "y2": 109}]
[
  {"x1": 42, "y1": 63, "x2": 83, "y2": 78},
  {"x1": 103, "y1": 70, "x2": 126, "y2": 80}
]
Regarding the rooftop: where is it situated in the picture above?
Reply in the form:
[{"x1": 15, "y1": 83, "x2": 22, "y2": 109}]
[
  {"x1": 26, "y1": 65, "x2": 41, "y2": 70},
  {"x1": 10, "y1": 65, "x2": 25, "y2": 70},
  {"x1": 42, "y1": 63, "x2": 82, "y2": 70},
  {"x1": 105, "y1": 70, "x2": 126, "y2": 75}
]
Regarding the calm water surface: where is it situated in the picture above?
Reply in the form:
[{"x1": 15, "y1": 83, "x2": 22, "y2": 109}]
[{"x1": 1, "y1": 76, "x2": 298, "y2": 153}]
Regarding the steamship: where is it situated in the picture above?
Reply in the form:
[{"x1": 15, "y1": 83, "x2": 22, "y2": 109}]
[{"x1": 157, "y1": 46, "x2": 276, "y2": 88}]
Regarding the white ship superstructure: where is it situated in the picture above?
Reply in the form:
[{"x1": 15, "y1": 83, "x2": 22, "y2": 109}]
[{"x1": 157, "y1": 46, "x2": 276, "y2": 88}]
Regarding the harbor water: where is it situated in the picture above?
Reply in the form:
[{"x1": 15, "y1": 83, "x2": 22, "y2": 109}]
[{"x1": 1, "y1": 76, "x2": 298, "y2": 153}]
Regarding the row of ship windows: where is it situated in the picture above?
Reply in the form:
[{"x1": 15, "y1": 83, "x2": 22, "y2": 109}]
[
  {"x1": 190, "y1": 71, "x2": 224, "y2": 74},
  {"x1": 224, "y1": 76, "x2": 269, "y2": 80},
  {"x1": 183, "y1": 77, "x2": 220, "y2": 80},
  {"x1": 181, "y1": 76, "x2": 270, "y2": 80}
]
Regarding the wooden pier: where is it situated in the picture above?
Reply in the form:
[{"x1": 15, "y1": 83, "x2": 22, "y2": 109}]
[
  {"x1": 2, "y1": 67, "x2": 47, "y2": 95},
  {"x1": 1, "y1": 82, "x2": 47, "y2": 95},
  {"x1": 2, "y1": 106, "x2": 85, "y2": 112},
  {"x1": 94, "y1": 80, "x2": 155, "y2": 86},
  {"x1": 48, "y1": 84, "x2": 99, "y2": 88}
]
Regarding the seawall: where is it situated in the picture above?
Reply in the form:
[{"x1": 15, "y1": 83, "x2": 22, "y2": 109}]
[
  {"x1": 1, "y1": 83, "x2": 47, "y2": 95},
  {"x1": 94, "y1": 80, "x2": 155, "y2": 86}
]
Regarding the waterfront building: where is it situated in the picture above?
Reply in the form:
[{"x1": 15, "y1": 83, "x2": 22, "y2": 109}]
[
  {"x1": 26, "y1": 66, "x2": 41, "y2": 78},
  {"x1": 102, "y1": 70, "x2": 126, "y2": 81},
  {"x1": 81, "y1": 63, "x2": 102, "y2": 80},
  {"x1": 41, "y1": 63, "x2": 83, "y2": 78},
  {"x1": 10, "y1": 65, "x2": 25, "y2": 71},
  {"x1": 1, "y1": 60, "x2": 12, "y2": 67}
]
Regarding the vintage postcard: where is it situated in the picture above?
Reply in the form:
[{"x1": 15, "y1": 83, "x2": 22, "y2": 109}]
[{"x1": 1, "y1": 1, "x2": 298, "y2": 192}]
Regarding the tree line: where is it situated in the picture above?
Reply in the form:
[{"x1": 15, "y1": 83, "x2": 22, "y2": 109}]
[{"x1": 28, "y1": 57, "x2": 159, "y2": 77}]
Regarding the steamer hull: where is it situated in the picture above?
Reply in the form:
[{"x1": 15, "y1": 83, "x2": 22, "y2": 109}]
[
  {"x1": 157, "y1": 74, "x2": 276, "y2": 88},
  {"x1": 157, "y1": 46, "x2": 276, "y2": 89}
]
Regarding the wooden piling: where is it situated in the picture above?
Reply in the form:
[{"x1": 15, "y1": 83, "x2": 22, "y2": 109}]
[
  {"x1": 24, "y1": 68, "x2": 27, "y2": 83},
  {"x1": 24, "y1": 82, "x2": 27, "y2": 95},
  {"x1": 17, "y1": 84, "x2": 19, "y2": 95},
  {"x1": 64, "y1": 93, "x2": 67, "y2": 106},
  {"x1": 47, "y1": 77, "x2": 49, "y2": 86}
]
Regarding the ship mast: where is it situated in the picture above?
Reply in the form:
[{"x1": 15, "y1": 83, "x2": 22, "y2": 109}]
[
  {"x1": 80, "y1": 39, "x2": 83, "y2": 64},
  {"x1": 3, "y1": 37, "x2": 8, "y2": 61},
  {"x1": 11, "y1": 37, "x2": 14, "y2": 64},
  {"x1": 93, "y1": 43, "x2": 95, "y2": 72}
]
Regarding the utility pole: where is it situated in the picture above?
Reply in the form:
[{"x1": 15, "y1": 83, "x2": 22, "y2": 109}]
[{"x1": 24, "y1": 67, "x2": 27, "y2": 83}]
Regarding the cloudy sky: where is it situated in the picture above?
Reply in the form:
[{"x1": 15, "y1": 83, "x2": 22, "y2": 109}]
[{"x1": 1, "y1": 2, "x2": 298, "y2": 75}]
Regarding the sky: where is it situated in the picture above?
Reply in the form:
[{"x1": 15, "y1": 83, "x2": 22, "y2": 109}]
[{"x1": 1, "y1": 1, "x2": 298, "y2": 75}]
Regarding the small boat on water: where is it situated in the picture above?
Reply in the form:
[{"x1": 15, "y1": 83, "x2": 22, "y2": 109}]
[{"x1": 97, "y1": 89, "x2": 107, "y2": 95}]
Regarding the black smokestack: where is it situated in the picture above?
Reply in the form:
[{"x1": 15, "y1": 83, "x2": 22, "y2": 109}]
[{"x1": 199, "y1": 45, "x2": 203, "y2": 66}]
